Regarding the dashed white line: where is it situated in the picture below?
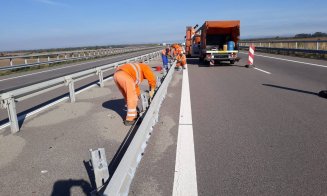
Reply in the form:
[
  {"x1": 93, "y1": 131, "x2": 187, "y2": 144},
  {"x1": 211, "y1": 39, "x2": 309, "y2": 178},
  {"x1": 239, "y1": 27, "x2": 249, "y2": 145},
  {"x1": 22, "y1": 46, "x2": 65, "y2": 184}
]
[
  {"x1": 254, "y1": 67, "x2": 271, "y2": 74},
  {"x1": 173, "y1": 68, "x2": 198, "y2": 196}
]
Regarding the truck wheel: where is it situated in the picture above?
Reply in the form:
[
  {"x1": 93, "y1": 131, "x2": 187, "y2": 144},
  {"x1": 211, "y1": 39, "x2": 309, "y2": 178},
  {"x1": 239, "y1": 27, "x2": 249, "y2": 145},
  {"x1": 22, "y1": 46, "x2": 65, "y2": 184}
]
[{"x1": 230, "y1": 60, "x2": 235, "y2": 64}]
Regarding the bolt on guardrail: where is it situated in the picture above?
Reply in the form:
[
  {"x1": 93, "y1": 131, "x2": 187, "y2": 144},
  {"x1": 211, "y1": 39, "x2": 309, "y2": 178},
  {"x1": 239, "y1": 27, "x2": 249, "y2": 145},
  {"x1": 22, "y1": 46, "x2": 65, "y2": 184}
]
[{"x1": 0, "y1": 50, "x2": 162, "y2": 133}]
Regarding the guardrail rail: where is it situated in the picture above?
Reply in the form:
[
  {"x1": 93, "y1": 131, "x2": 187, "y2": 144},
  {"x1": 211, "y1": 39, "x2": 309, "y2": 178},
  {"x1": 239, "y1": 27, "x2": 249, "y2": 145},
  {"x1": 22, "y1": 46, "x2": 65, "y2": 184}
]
[
  {"x1": 239, "y1": 40, "x2": 327, "y2": 54},
  {"x1": 102, "y1": 60, "x2": 176, "y2": 195},
  {"x1": 0, "y1": 46, "x2": 161, "y2": 71},
  {"x1": 0, "y1": 50, "x2": 162, "y2": 133}
]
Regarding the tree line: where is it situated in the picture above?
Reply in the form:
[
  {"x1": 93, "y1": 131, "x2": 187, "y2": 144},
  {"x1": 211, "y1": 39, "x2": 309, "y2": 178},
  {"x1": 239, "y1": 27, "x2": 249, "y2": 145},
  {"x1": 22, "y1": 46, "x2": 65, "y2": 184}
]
[{"x1": 294, "y1": 32, "x2": 327, "y2": 38}]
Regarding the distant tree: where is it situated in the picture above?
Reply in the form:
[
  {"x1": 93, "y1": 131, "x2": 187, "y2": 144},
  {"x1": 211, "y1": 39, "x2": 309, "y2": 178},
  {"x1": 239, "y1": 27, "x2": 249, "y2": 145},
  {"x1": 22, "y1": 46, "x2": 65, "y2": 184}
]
[
  {"x1": 295, "y1": 33, "x2": 311, "y2": 38},
  {"x1": 312, "y1": 32, "x2": 327, "y2": 37}
]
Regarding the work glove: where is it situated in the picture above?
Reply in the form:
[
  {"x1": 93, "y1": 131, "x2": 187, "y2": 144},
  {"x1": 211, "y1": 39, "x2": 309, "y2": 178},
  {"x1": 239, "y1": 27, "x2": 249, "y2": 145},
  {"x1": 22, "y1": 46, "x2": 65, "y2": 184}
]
[{"x1": 149, "y1": 88, "x2": 155, "y2": 99}]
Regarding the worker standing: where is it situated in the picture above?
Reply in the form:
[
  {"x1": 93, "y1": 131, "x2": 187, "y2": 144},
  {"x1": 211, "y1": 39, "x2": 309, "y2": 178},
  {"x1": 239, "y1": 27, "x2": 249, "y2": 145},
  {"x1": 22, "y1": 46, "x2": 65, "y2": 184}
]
[
  {"x1": 161, "y1": 47, "x2": 170, "y2": 72},
  {"x1": 175, "y1": 50, "x2": 187, "y2": 71},
  {"x1": 114, "y1": 62, "x2": 156, "y2": 125}
]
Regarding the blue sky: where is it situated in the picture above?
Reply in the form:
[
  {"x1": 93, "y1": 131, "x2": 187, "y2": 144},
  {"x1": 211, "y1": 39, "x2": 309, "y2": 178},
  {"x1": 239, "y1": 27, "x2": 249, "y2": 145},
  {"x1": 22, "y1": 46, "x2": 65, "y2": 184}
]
[{"x1": 0, "y1": 0, "x2": 326, "y2": 51}]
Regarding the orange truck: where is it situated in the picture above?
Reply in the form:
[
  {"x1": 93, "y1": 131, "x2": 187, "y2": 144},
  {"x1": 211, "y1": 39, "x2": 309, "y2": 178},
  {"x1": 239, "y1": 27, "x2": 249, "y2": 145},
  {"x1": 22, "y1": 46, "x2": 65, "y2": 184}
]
[
  {"x1": 185, "y1": 24, "x2": 201, "y2": 57},
  {"x1": 186, "y1": 20, "x2": 240, "y2": 65}
]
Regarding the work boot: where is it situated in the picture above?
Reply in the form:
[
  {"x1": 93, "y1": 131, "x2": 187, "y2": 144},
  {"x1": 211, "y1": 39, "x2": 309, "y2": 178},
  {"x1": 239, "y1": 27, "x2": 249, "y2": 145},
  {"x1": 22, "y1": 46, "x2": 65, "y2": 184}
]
[
  {"x1": 182, "y1": 66, "x2": 186, "y2": 70},
  {"x1": 124, "y1": 120, "x2": 135, "y2": 126}
]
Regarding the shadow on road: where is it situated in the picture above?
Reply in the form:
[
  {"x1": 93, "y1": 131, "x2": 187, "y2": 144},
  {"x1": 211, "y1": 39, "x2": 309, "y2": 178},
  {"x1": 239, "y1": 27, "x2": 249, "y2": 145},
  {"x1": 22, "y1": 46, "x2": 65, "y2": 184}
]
[
  {"x1": 262, "y1": 84, "x2": 322, "y2": 97},
  {"x1": 102, "y1": 99, "x2": 125, "y2": 120},
  {"x1": 50, "y1": 179, "x2": 93, "y2": 196}
]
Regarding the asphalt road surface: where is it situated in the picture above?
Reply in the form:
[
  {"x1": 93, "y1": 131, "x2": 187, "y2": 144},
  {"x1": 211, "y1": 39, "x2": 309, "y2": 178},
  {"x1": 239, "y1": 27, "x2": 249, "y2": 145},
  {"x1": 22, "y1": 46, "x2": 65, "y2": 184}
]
[{"x1": 130, "y1": 52, "x2": 327, "y2": 196}]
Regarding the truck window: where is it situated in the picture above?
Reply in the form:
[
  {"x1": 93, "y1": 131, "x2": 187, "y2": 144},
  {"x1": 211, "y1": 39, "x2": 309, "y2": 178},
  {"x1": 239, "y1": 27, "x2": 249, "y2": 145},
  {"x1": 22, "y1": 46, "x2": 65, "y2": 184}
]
[{"x1": 206, "y1": 34, "x2": 230, "y2": 46}]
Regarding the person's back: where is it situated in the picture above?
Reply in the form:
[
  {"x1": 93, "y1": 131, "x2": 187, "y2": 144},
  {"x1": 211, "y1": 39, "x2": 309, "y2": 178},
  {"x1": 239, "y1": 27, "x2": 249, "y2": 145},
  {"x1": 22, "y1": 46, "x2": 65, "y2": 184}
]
[{"x1": 114, "y1": 62, "x2": 156, "y2": 125}]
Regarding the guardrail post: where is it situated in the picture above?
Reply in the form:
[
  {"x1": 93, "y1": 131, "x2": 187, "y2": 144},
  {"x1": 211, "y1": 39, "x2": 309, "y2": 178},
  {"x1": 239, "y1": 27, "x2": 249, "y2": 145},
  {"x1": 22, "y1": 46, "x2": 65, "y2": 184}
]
[
  {"x1": 10, "y1": 58, "x2": 13, "y2": 66},
  {"x1": 1, "y1": 93, "x2": 19, "y2": 133},
  {"x1": 57, "y1": 55, "x2": 59, "y2": 60},
  {"x1": 156, "y1": 76, "x2": 162, "y2": 87},
  {"x1": 65, "y1": 76, "x2": 76, "y2": 103},
  {"x1": 89, "y1": 148, "x2": 109, "y2": 190},
  {"x1": 96, "y1": 68, "x2": 104, "y2": 87},
  {"x1": 140, "y1": 93, "x2": 149, "y2": 112},
  {"x1": 37, "y1": 57, "x2": 40, "y2": 63},
  {"x1": 25, "y1": 59, "x2": 27, "y2": 64},
  {"x1": 48, "y1": 56, "x2": 50, "y2": 61},
  {"x1": 317, "y1": 42, "x2": 319, "y2": 50}
]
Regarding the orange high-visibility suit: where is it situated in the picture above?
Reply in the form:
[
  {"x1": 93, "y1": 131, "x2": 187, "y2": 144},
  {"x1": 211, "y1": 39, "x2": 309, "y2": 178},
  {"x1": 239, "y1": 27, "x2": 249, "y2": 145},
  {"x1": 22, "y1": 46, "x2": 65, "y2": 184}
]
[
  {"x1": 176, "y1": 53, "x2": 187, "y2": 68},
  {"x1": 114, "y1": 63, "x2": 156, "y2": 122},
  {"x1": 171, "y1": 44, "x2": 183, "y2": 58}
]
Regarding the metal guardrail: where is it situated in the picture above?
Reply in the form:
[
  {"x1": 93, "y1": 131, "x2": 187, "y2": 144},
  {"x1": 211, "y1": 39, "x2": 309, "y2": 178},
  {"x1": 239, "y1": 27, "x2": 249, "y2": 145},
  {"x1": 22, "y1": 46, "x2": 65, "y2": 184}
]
[
  {"x1": 0, "y1": 50, "x2": 162, "y2": 133},
  {"x1": 102, "y1": 60, "x2": 176, "y2": 195},
  {"x1": 239, "y1": 40, "x2": 327, "y2": 54},
  {"x1": 0, "y1": 46, "x2": 160, "y2": 71}
]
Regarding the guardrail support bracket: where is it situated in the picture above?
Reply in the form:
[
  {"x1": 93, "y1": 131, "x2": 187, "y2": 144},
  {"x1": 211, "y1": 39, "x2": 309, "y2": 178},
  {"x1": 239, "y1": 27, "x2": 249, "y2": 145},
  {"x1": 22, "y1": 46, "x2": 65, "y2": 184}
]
[
  {"x1": 1, "y1": 93, "x2": 19, "y2": 133},
  {"x1": 140, "y1": 93, "x2": 149, "y2": 112},
  {"x1": 96, "y1": 68, "x2": 104, "y2": 87},
  {"x1": 89, "y1": 148, "x2": 110, "y2": 190},
  {"x1": 65, "y1": 77, "x2": 76, "y2": 103}
]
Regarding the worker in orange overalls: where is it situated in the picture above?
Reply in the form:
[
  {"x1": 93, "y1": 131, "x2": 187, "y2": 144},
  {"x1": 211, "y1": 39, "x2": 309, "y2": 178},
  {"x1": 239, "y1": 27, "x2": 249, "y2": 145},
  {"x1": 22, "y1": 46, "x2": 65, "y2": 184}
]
[
  {"x1": 175, "y1": 49, "x2": 187, "y2": 71},
  {"x1": 170, "y1": 43, "x2": 182, "y2": 59},
  {"x1": 114, "y1": 62, "x2": 156, "y2": 125}
]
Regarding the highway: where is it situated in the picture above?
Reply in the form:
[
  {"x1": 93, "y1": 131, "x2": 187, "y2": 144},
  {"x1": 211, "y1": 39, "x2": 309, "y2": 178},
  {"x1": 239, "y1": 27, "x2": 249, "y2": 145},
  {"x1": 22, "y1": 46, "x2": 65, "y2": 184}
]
[
  {"x1": 130, "y1": 52, "x2": 327, "y2": 195},
  {"x1": 0, "y1": 50, "x2": 326, "y2": 195}
]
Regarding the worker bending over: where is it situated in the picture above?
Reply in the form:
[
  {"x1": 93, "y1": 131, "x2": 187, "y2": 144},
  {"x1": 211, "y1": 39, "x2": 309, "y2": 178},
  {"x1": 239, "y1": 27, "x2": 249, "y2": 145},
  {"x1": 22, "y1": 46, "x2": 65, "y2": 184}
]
[
  {"x1": 175, "y1": 50, "x2": 187, "y2": 71},
  {"x1": 114, "y1": 63, "x2": 156, "y2": 125}
]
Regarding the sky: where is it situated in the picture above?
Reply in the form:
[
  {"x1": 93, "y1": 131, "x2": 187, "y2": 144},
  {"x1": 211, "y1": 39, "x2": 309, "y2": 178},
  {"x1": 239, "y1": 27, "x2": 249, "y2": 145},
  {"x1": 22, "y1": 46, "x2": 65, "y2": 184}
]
[{"x1": 0, "y1": 0, "x2": 326, "y2": 51}]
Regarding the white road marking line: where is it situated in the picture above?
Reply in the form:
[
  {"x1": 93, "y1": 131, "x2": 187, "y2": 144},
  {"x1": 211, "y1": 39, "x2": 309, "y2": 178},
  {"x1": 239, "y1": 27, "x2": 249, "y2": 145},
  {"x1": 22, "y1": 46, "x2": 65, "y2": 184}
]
[
  {"x1": 0, "y1": 56, "x2": 116, "y2": 82},
  {"x1": 173, "y1": 68, "x2": 198, "y2": 196},
  {"x1": 240, "y1": 52, "x2": 327, "y2": 68},
  {"x1": 0, "y1": 77, "x2": 113, "y2": 130},
  {"x1": 254, "y1": 67, "x2": 271, "y2": 74}
]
